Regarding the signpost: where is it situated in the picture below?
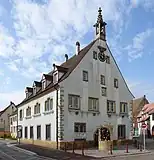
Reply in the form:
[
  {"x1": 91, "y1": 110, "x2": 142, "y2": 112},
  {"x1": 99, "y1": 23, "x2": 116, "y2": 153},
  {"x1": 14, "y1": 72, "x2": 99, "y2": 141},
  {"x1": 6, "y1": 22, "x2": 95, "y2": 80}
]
[
  {"x1": 17, "y1": 125, "x2": 22, "y2": 144},
  {"x1": 141, "y1": 123, "x2": 147, "y2": 151}
]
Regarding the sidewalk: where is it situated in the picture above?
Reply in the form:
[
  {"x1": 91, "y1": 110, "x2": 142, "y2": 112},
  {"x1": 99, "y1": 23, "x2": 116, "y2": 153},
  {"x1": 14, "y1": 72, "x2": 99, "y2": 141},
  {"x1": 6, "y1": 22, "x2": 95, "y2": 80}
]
[
  {"x1": 69, "y1": 145, "x2": 150, "y2": 158},
  {"x1": 15, "y1": 144, "x2": 150, "y2": 159},
  {"x1": 15, "y1": 144, "x2": 97, "y2": 160}
]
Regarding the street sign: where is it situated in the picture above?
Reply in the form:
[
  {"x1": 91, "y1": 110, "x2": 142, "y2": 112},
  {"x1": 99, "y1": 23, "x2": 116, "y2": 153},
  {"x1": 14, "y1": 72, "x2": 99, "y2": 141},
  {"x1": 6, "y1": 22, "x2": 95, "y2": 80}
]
[
  {"x1": 141, "y1": 123, "x2": 147, "y2": 129},
  {"x1": 17, "y1": 125, "x2": 22, "y2": 131}
]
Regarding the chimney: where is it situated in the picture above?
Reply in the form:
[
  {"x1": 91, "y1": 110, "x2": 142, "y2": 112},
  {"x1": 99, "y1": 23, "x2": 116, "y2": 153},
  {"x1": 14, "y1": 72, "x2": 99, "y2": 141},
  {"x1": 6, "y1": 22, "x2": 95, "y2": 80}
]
[
  {"x1": 65, "y1": 54, "x2": 68, "y2": 61},
  {"x1": 76, "y1": 41, "x2": 80, "y2": 54},
  {"x1": 53, "y1": 63, "x2": 56, "y2": 70}
]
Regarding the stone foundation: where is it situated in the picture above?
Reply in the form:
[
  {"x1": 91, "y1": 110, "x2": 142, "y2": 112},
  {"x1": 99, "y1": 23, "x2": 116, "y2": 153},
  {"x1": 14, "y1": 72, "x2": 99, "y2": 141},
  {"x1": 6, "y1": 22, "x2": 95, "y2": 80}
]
[{"x1": 20, "y1": 139, "x2": 133, "y2": 150}]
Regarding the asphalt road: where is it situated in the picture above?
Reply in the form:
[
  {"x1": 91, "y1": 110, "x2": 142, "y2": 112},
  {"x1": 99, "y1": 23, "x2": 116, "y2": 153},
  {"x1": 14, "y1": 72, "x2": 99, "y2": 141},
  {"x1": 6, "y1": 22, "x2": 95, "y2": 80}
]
[{"x1": 0, "y1": 140, "x2": 54, "y2": 160}]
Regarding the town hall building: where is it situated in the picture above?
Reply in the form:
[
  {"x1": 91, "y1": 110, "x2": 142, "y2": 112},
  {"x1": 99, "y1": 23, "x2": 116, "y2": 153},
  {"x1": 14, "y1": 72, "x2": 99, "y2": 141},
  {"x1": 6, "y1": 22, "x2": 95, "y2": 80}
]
[{"x1": 16, "y1": 7, "x2": 134, "y2": 149}]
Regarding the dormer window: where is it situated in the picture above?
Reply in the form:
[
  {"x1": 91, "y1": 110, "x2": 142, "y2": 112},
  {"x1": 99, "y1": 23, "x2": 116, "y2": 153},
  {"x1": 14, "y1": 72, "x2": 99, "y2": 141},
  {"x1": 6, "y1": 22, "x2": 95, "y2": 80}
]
[
  {"x1": 26, "y1": 92, "x2": 28, "y2": 98},
  {"x1": 33, "y1": 87, "x2": 36, "y2": 95},
  {"x1": 42, "y1": 80, "x2": 46, "y2": 90},
  {"x1": 53, "y1": 72, "x2": 58, "y2": 84}
]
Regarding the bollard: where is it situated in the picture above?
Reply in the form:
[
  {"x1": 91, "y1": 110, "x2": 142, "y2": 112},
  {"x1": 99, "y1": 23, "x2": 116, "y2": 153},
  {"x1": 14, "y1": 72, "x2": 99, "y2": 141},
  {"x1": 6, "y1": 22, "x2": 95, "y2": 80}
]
[
  {"x1": 126, "y1": 143, "x2": 128, "y2": 153},
  {"x1": 82, "y1": 141, "x2": 84, "y2": 156},
  {"x1": 72, "y1": 141, "x2": 75, "y2": 153},
  {"x1": 64, "y1": 142, "x2": 67, "y2": 152},
  {"x1": 137, "y1": 141, "x2": 139, "y2": 149},
  {"x1": 110, "y1": 144, "x2": 112, "y2": 155},
  {"x1": 140, "y1": 143, "x2": 142, "y2": 152}
]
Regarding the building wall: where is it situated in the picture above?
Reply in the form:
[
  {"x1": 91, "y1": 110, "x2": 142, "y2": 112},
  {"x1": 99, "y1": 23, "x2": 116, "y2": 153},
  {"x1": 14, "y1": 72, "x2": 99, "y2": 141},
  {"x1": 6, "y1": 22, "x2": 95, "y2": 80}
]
[
  {"x1": 61, "y1": 39, "x2": 133, "y2": 142},
  {"x1": 10, "y1": 114, "x2": 17, "y2": 138},
  {"x1": 18, "y1": 91, "x2": 57, "y2": 141},
  {"x1": 0, "y1": 103, "x2": 16, "y2": 132}
]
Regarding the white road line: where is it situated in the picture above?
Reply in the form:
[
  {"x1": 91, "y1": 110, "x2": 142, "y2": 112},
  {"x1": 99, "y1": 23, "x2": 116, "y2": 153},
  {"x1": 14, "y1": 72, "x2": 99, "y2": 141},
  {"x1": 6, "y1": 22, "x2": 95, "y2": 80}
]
[{"x1": 0, "y1": 149, "x2": 17, "y2": 160}]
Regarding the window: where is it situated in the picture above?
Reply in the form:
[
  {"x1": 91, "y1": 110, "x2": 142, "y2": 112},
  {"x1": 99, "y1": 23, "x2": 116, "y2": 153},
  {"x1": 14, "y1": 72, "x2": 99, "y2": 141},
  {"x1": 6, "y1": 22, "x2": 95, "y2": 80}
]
[
  {"x1": 118, "y1": 125, "x2": 126, "y2": 139},
  {"x1": 26, "y1": 107, "x2": 31, "y2": 117},
  {"x1": 46, "y1": 124, "x2": 51, "y2": 140},
  {"x1": 25, "y1": 127, "x2": 27, "y2": 138},
  {"x1": 74, "y1": 123, "x2": 86, "y2": 132},
  {"x1": 120, "y1": 102, "x2": 128, "y2": 113},
  {"x1": 152, "y1": 113, "x2": 154, "y2": 120},
  {"x1": 107, "y1": 100, "x2": 116, "y2": 113},
  {"x1": 30, "y1": 126, "x2": 33, "y2": 139},
  {"x1": 106, "y1": 56, "x2": 110, "y2": 64},
  {"x1": 37, "y1": 125, "x2": 41, "y2": 139},
  {"x1": 45, "y1": 98, "x2": 53, "y2": 112},
  {"x1": 93, "y1": 51, "x2": 97, "y2": 60},
  {"x1": 19, "y1": 110, "x2": 23, "y2": 120},
  {"x1": 114, "y1": 78, "x2": 118, "y2": 88},
  {"x1": 34, "y1": 103, "x2": 40, "y2": 114},
  {"x1": 68, "y1": 94, "x2": 80, "y2": 110},
  {"x1": 42, "y1": 80, "x2": 46, "y2": 90},
  {"x1": 53, "y1": 73, "x2": 58, "y2": 84},
  {"x1": 88, "y1": 98, "x2": 99, "y2": 111},
  {"x1": 101, "y1": 87, "x2": 107, "y2": 96},
  {"x1": 83, "y1": 71, "x2": 88, "y2": 82},
  {"x1": 100, "y1": 75, "x2": 105, "y2": 85},
  {"x1": 26, "y1": 92, "x2": 28, "y2": 98},
  {"x1": 33, "y1": 87, "x2": 36, "y2": 95}
]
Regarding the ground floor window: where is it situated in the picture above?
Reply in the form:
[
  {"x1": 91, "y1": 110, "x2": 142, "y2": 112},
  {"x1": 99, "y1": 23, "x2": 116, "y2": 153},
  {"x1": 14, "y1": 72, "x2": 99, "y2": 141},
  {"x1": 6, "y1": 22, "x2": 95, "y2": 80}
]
[
  {"x1": 46, "y1": 124, "x2": 51, "y2": 140},
  {"x1": 37, "y1": 125, "x2": 41, "y2": 139},
  {"x1": 30, "y1": 126, "x2": 33, "y2": 139},
  {"x1": 74, "y1": 123, "x2": 86, "y2": 132},
  {"x1": 24, "y1": 127, "x2": 27, "y2": 138},
  {"x1": 118, "y1": 125, "x2": 126, "y2": 139}
]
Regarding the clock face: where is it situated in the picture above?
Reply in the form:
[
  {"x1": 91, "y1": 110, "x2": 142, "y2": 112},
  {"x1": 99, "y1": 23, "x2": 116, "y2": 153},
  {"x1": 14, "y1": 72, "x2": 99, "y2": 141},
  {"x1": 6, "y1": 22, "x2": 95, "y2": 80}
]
[{"x1": 98, "y1": 52, "x2": 106, "y2": 62}]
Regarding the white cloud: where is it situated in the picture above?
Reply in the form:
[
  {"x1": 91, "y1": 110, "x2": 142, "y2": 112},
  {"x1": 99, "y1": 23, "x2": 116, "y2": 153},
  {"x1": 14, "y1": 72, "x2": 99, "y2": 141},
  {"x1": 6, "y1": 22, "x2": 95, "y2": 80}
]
[
  {"x1": 124, "y1": 28, "x2": 154, "y2": 61},
  {"x1": 6, "y1": 61, "x2": 19, "y2": 71},
  {"x1": 0, "y1": 90, "x2": 25, "y2": 109}
]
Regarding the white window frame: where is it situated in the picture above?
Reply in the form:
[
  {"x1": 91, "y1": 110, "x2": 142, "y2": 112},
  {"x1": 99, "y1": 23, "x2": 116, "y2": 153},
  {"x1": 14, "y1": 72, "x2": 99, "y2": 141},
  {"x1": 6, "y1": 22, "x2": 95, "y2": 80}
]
[
  {"x1": 120, "y1": 102, "x2": 128, "y2": 113},
  {"x1": 88, "y1": 97, "x2": 99, "y2": 111},
  {"x1": 26, "y1": 107, "x2": 31, "y2": 117},
  {"x1": 107, "y1": 100, "x2": 116, "y2": 113},
  {"x1": 83, "y1": 70, "x2": 88, "y2": 82},
  {"x1": 33, "y1": 86, "x2": 36, "y2": 95},
  {"x1": 42, "y1": 80, "x2": 46, "y2": 90},
  {"x1": 45, "y1": 98, "x2": 53, "y2": 112},
  {"x1": 100, "y1": 75, "x2": 105, "y2": 85},
  {"x1": 68, "y1": 94, "x2": 80, "y2": 110},
  {"x1": 114, "y1": 78, "x2": 118, "y2": 88},
  {"x1": 34, "y1": 103, "x2": 40, "y2": 114}
]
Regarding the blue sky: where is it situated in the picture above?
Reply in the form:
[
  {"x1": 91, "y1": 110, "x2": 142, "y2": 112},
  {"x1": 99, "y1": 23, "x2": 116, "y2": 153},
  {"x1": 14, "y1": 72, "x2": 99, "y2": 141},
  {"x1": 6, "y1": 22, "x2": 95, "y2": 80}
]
[{"x1": 0, "y1": 0, "x2": 154, "y2": 108}]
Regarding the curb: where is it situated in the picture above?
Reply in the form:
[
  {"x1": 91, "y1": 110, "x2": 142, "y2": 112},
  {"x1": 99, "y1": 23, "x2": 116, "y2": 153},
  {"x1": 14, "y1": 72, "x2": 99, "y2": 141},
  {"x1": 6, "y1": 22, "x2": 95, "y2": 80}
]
[
  {"x1": 93, "y1": 151, "x2": 151, "y2": 158},
  {"x1": 7, "y1": 144, "x2": 37, "y2": 156}
]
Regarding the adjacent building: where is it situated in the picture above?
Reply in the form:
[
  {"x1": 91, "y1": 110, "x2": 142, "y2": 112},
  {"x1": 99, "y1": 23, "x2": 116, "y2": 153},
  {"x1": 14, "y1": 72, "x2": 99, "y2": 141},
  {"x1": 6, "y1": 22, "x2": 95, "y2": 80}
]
[
  {"x1": 132, "y1": 95, "x2": 149, "y2": 136},
  {"x1": 137, "y1": 103, "x2": 154, "y2": 138},
  {"x1": 10, "y1": 110, "x2": 17, "y2": 138},
  {"x1": 17, "y1": 8, "x2": 134, "y2": 149},
  {"x1": 0, "y1": 101, "x2": 16, "y2": 137}
]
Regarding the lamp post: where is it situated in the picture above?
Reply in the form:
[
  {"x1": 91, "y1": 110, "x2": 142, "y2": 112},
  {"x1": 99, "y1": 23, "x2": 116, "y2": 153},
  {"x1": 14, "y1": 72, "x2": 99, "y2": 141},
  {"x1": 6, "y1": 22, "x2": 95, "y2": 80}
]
[{"x1": 54, "y1": 84, "x2": 60, "y2": 150}]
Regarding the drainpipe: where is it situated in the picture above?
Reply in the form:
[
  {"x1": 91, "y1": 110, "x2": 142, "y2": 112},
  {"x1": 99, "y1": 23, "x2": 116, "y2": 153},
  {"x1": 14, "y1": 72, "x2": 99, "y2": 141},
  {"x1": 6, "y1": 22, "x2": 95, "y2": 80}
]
[
  {"x1": 55, "y1": 84, "x2": 60, "y2": 150},
  {"x1": 17, "y1": 106, "x2": 19, "y2": 144}
]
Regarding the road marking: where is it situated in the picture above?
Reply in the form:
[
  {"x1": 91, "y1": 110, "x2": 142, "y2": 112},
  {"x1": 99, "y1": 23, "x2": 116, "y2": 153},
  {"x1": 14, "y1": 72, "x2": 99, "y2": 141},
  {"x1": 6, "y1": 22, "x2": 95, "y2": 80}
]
[{"x1": 0, "y1": 149, "x2": 16, "y2": 160}]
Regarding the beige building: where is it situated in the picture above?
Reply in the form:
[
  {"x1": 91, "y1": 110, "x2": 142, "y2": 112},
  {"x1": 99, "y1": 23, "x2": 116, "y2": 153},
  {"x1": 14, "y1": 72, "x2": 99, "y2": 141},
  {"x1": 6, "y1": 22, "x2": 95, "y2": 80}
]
[{"x1": 0, "y1": 102, "x2": 16, "y2": 136}]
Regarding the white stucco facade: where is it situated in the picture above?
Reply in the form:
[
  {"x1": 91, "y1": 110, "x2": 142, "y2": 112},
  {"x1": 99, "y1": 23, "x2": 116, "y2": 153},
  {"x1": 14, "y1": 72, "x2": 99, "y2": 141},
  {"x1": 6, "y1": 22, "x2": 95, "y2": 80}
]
[
  {"x1": 60, "y1": 39, "x2": 134, "y2": 141},
  {"x1": 17, "y1": 8, "x2": 134, "y2": 146},
  {"x1": 18, "y1": 91, "x2": 57, "y2": 141},
  {"x1": 17, "y1": 38, "x2": 133, "y2": 143}
]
